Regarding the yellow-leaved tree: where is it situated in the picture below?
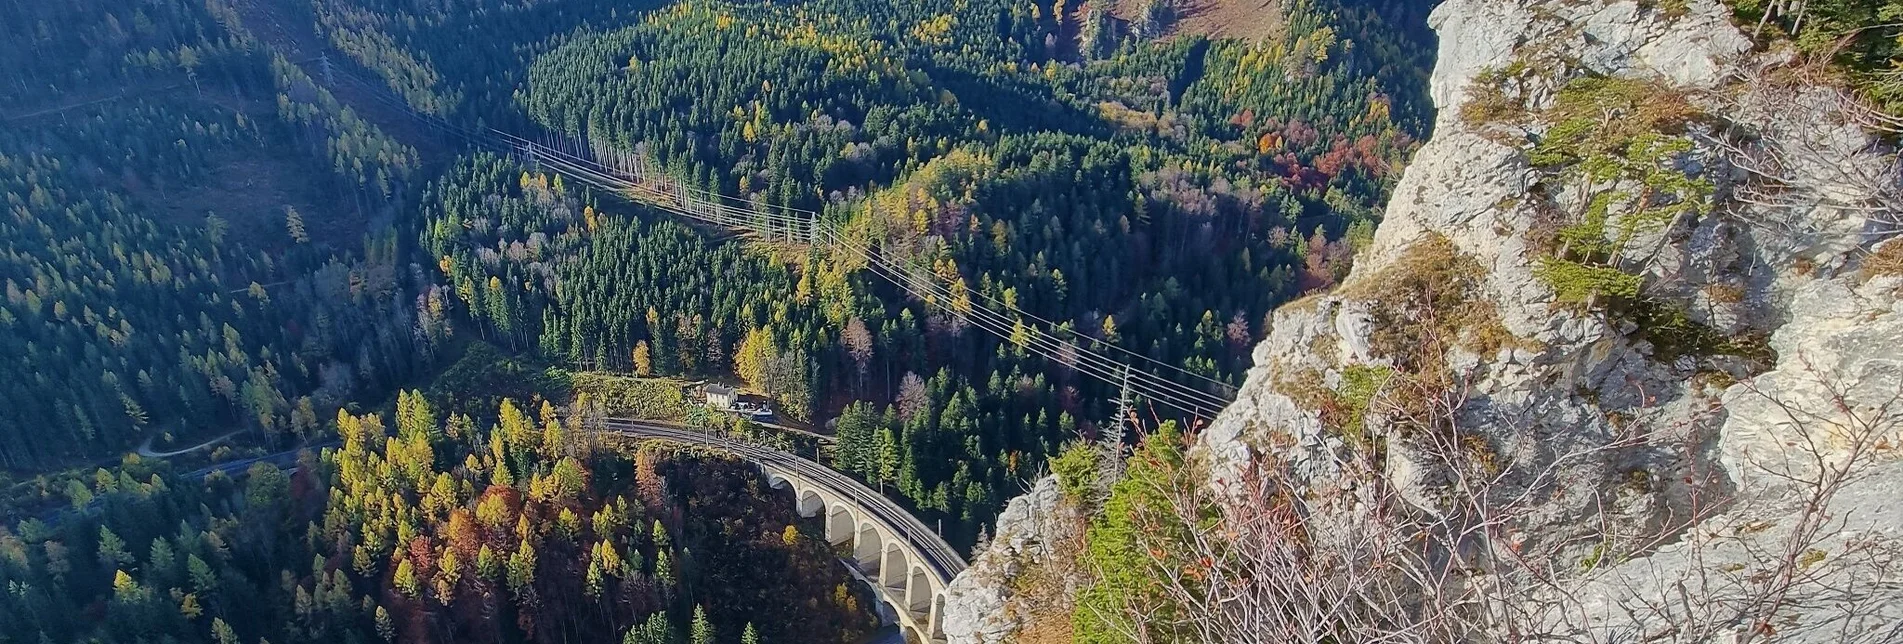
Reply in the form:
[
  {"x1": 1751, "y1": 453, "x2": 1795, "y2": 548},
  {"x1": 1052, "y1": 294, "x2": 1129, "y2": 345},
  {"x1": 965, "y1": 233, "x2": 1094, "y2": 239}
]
[{"x1": 733, "y1": 327, "x2": 779, "y2": 391}]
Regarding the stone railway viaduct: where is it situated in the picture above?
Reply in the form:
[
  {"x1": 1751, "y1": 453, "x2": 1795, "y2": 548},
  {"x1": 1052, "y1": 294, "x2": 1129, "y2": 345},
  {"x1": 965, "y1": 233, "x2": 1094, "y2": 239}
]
[
  {"x1": 148, "y1": 419, "x2": 968, "y2": 642},
  {"x1": 602, "y1": 419, "x2": 966, "y2": 643}
]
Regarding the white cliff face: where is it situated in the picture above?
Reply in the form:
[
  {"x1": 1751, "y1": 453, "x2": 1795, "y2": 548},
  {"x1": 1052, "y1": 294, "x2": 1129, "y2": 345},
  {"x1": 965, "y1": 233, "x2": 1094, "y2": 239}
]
[
  {"x1": 1202, "y1": 0, "x2": 1763, "y2": 546},
  {"x1": 941, "y1": 1, "x2": 1902, "y2": 641},
  {"x1": 1720, "y1": 275, "x2": 1903, "y2": 483},
  {"x1": 1209, "y1": 0, "x2": 1898, "y2": 529},
  {"x1": 939, "y1": 476, "x2": 1064, "y2": 644}
]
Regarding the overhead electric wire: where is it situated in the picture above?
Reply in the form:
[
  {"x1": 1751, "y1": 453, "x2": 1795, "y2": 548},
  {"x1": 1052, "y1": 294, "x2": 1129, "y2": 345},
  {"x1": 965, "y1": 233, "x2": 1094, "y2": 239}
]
[
  {"x1": 817, "y1": 224, "x2": 1231, "y2": 417},
  {"x1": 853, "y1": 246, "x2": 1226, "y2": 418},
  {"x1": 515, "y1": 128, "x2": 1232, "y2": 416},
  {"x1": 323, "y1": 68, "x2": 1235, "y2": 420},
  {"x1": 812, "y1": 223, "x2": 1232, "y2": 409},
  {"x1": 528, "y1": 127, "x2": 1233, "y2": 417}
]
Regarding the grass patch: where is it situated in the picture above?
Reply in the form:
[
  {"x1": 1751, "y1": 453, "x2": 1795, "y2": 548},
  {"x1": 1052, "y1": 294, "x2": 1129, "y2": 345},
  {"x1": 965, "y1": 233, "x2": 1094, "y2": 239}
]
[
  {"x1": 1535, "y1": 257, "x2": 1646, "y2": 303},
  {"x1": 570, "y1": 373, "x2": 691, "y2": 420},
  {"x1": 1511, "y1": 73, "x2": 1759, "y2": 368},
  {"x1": 427, "y1": 342, "x2": 572, "y2": 420},
  {"x1": 1341, "y1": 234, "x2": 1516, "y2": 362},
  {"x1": 1863, "y1": 241, "x2": 1903, "y2": 279},
  {"x1": 1332, "y1": 365, "x2": 1393, "y2": 448}
]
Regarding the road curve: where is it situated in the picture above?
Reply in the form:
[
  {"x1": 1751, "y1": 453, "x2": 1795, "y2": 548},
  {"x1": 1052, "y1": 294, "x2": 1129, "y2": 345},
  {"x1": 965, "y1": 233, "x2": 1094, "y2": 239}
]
[
  {"x1": 137, "y1": 431, "x2": 244, "y2": 458},
  {"x1": 600, "y1": 418, "x2": 968, "y2": 583}
]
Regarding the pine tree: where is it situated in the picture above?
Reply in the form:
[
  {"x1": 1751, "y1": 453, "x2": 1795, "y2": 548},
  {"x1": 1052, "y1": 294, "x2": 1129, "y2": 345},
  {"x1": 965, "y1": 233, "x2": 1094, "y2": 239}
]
[
  {"x1": 690, "y1": 605, "x2": 714, "y2": 644},
  {"x1": 394, "y1": 559, "x2": 420, "y2": 597},
  {"x1": 624, "y1": 613, "x2": 672, "y2": 644},
  {"x1": 633, "y1": 340, "x2": 653, "y2": 376},
  {"x1": 211, "y1": 618, "x2": 239, "y2": 644},
  {"x1": 188, "y1": 554, "x2": 217, "y2": 596},
  {"x1": 584, "y1": 560, "x2": 605, "y2": 598},
  {"x1": 506, "y1": 541, "x2": 536, "y2": 592},
  {"x1": 875, "y1": 427, "x2": 901, "y2": 490},
  {"x1": 734, "y1": 327, "x2": 777, "y2": 390},
  {"x1": 285, "y1": 207, "x2": 309, "y2": 244},
  {"x1": 655, "y1": 550, "x2": 675, "y2": 587},
  {"x1": 374, "y1": 606, "x2": 395, "y2": 641},
  {"x1": 98, "y1": 527, "x2": 132, "y2": 569},
  {"x1": 111, "y1": 570, "x2": 141, "y2": 603}
]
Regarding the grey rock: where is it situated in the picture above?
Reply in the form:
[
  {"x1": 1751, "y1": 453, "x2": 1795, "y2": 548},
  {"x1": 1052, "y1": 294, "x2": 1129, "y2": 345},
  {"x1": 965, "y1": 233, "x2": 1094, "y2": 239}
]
[
  {"x1": 943, "y1": 2, "x2": 1902, "y2": 640},
  {"x1": 939, "y1": 476, "x2": 1062, "y2": 643}
]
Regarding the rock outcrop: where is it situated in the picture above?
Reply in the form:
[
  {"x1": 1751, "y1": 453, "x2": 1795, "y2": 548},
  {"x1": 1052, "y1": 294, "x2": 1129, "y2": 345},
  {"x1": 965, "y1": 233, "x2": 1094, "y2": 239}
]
[
  {"x1": 939, "y1": 476, "x2": 1063, "y2": 644},
  {"x1": 941, "y1": 1, "x2": 1901, "y2": 641}
]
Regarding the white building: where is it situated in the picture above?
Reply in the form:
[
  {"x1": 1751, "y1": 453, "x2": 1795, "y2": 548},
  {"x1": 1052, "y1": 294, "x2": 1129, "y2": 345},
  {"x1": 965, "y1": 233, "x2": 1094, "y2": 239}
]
[{"x1": 704, "y1": 384, "x2": 737, "y2": 409}]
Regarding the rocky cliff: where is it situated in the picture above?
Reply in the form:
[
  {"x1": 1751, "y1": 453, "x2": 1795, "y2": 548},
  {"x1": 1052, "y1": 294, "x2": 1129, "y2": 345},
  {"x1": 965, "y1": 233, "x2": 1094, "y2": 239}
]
[{"x1": 942, "y1": 0, "x2": 1902, "y2": 641}]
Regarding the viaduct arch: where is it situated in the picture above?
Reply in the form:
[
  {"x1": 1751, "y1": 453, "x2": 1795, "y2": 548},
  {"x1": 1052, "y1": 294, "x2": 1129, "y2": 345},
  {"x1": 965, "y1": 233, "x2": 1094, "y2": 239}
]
[{"x1": 603, "y1": 420, "x2": 966, "y2": 643}]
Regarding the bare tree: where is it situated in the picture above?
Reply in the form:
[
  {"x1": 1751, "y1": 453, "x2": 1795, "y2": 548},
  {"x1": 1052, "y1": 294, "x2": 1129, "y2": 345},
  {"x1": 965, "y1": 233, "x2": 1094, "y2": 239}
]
[
  {"x1": 1704, "y1": 55, "x2": 1903, "y2": 242},
  {"x1": 1087, "y1": 346, "x2": 1900, "y2": 643}
]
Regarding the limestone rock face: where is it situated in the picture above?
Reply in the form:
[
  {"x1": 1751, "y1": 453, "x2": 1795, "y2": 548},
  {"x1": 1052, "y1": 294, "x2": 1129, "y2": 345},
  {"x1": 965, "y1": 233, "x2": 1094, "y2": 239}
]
[
  {"x1": 1719, "y1": 275, "x2": 1903, "y2": 484},
  {"x1": 942, "y1": 1, "x2": 1901, "y2": 640},
  {"x1": 938, "y1": 476, "x2": 1062, "y2": 644},
  {"x1": 1207, "y1": 0, "x2": 1897, "y2": 542}
]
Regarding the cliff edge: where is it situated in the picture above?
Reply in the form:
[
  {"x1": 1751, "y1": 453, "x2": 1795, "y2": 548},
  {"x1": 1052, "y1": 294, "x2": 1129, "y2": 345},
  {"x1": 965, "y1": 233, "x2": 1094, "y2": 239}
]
[{"x1": 944, "y1": 0, "x2": 1902, "y2": 641}]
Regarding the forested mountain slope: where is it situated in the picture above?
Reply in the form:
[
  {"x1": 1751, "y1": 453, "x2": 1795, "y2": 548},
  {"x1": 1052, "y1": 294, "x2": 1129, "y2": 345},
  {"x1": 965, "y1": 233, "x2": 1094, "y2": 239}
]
[
  {"x1": 0, "y1": 0, "x2": 428, "y2": 469},
  {"x1": 264, "y1": 0, "x2": 1447, "y2": 550},
  {"x1": 1, "y1": 392, "x2": 875, "y2": 644},
  {"x1": 0, "y1": 2, "x2": 885, "y2": 642},
  {"x1": 471, "y1": 0, "x2": 1432, "y2": 547},
  {"x1": 941, "y1": 1, "x2": 1903, "y2": 642}
]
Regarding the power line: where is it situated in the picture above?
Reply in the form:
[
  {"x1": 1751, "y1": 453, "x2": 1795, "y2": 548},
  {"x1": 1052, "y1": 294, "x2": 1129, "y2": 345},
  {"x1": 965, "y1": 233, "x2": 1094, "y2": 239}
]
[
  {"x1": 322, "y1": 68, "x2": 1238, "y2": 420},
  {"x1": 522, "y1": 139, "x2": 1233, "y2": 416}
]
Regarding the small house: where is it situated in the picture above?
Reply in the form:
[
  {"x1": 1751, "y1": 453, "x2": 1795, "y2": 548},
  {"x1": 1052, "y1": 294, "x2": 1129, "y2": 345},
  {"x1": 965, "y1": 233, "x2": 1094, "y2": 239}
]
[{"x1": 704, "y1": 385, "x2": 737, "y2": 409}]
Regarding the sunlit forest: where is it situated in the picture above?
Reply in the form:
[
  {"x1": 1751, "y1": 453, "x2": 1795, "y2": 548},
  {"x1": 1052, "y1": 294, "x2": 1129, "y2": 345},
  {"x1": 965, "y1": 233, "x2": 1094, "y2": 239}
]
[{"x1": 0, "y1": 0, "x2": 1440, "y2": 641}]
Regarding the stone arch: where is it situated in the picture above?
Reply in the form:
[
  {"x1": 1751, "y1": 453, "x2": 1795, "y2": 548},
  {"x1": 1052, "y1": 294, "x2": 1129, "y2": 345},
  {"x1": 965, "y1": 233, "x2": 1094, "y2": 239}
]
[
  {"x1": 904, "y1": 625, "x2": 925, "y2": 644},
  {"x1": 854, "y1": 522, "x2": 885, "y2": 573},
  {"x1": 906, "y1": 565, "x2": 932, "y2": 613},
  {"x1": 796, "y1": 488, "x2": 825, "y2": 518},
  {"x1": 764, "y1": 473, "x2": 789, "y2": 490},
  {"x1": 826, "y1": 502, "x2": 856, "y2": 545},
  {"x1": 880, "y1": 542, "x2": 909, "y2": 589}
]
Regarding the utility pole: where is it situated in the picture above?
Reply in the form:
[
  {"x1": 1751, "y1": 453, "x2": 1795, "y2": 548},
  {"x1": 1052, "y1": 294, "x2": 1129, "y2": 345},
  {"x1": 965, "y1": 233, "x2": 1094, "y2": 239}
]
[
  {"x1": 1113, "y1": 364, "x2": 1132, "y2": 437},
  {"x1": 1105, "y1": 364, "x2": 1132, "y2": 459}
]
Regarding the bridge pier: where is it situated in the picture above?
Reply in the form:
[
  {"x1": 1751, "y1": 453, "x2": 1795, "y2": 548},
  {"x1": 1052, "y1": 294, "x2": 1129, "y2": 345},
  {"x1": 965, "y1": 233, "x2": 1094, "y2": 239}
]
[
  {"x1": 907, "y1": 567, "x2": 932, "y2": 613},
  {"x1": 757, "y1": 461, "x2": 957, "y2": 642},
  {"x1": 931, "y1": 595, "x2": 947, "y2": 641},
  {"x1": 609, "y1": 423, "x2": 964, "y2": 642},
  {"x1": 797, "y1": 489, "x2": 826, "y2": 517}
]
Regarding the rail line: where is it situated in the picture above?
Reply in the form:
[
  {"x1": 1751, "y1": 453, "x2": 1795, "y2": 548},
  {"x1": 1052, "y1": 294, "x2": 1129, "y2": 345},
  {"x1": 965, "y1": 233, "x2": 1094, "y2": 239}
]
[{"x1": 320, "y1": 69, "x2": 1241, "y2": 422}]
